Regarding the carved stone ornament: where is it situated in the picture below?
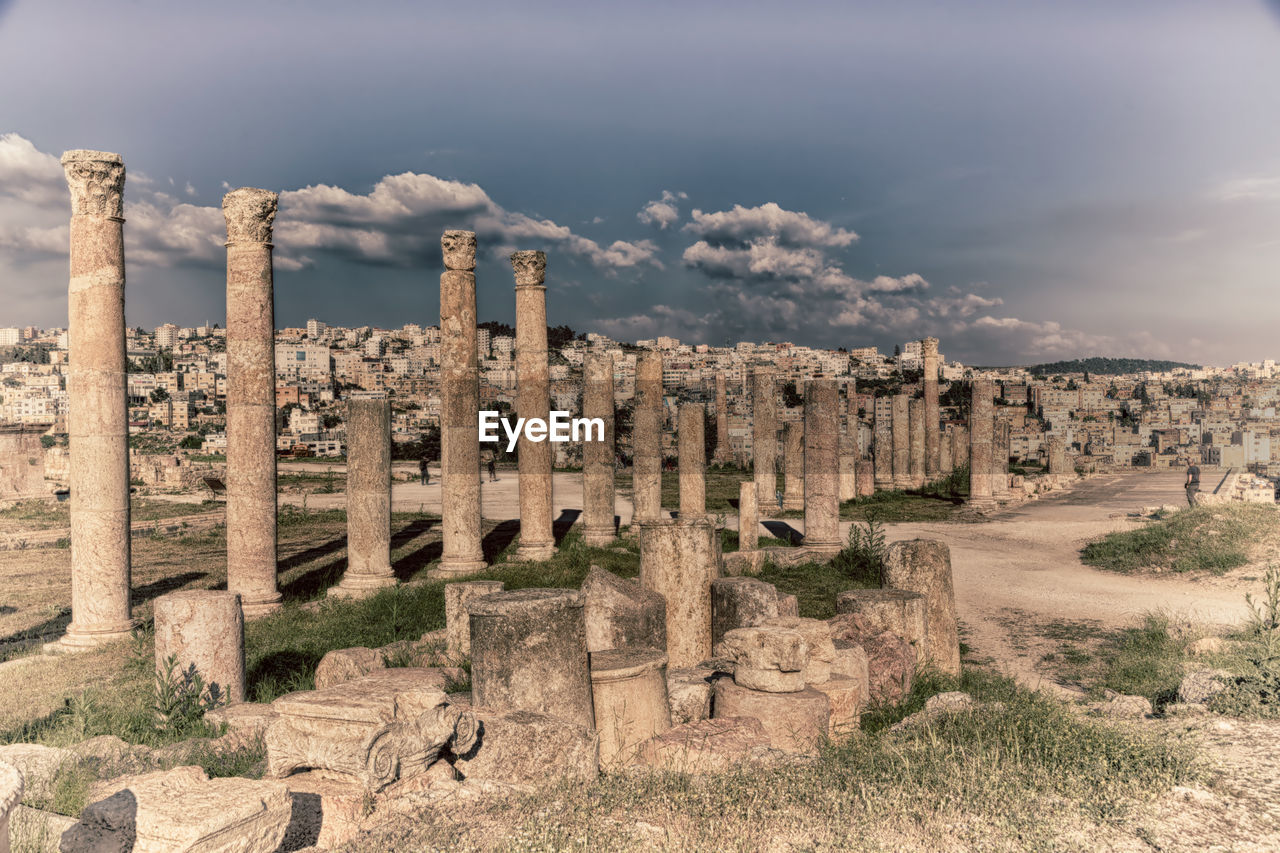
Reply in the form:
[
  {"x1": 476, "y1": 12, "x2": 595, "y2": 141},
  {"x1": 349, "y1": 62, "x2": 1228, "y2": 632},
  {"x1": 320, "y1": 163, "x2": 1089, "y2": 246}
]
[
  {"x1": 510, "y1": 250, "x2": 547, "y2": 286},
  {"x1": 61, "y1": 150, "x2": 125, "y2": 218},
  {"x1": 441, "y1": 230, "x2": 477, "y2": 270},
  {"x1": 222, "y1": 187, "x2": 279, "y2": 244}
]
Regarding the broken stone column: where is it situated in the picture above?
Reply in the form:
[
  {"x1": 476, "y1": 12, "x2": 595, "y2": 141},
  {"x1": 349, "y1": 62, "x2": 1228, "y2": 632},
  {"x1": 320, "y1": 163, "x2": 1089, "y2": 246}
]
[
  {"x1": 512, "y1": 251, "x2": 555, "y2": 561},
  {"x1": 469, "y1": 588, "x2": 595, "y2": 729},
  {"x1": 955, "y1": 426, "x2": 969, "y2": 472},
  {"x1": 154, "y1": 590, "x2": 246, "y2": 704},
  {"x1": 59, "y1": 150, "x2": 134, "y2": 649},
  {"x1": 224, "y1": 187, "x2": 282, "y2": 617},
  {"x1": 437, "y1": 231, "x2": 486, "y2": 576},
  {"x1": 639, "y1": 519, "x2": 719, "y2": 667},
  {"x1": 581, "y1": 566, "x2": 666, "y2": 653},
  {"x1": 836, "y1": 588, "x2": 928, "y2": 666},
  {"x1": 711, "y1": 577, "x2": 780, "y2": 648},
  {"x1": 873, "y1": 399, "x2": 893, "y2": 491},
  {"x1": 883, "y1": 539, "x2": 961, "y2": 676},
  {"x1": 1047, "y1": 436, "x2": 1068, "y2": 475},
  {"x1": 752, "y1": 370, "x2": 779, "y2": 515},
  {"x1": 922, "y1": 337, "x2": 941, "y2": 477},
  {"x1": 714, "y1": 372, "x2": 729, "y2": 464},
  {"x1": 589, "y1": 648, "x2": 671, "y2": 766},
  {"x1": 993, "y1": 418, "x2": 1011, "y2": 499},
  {"x1": 940, "y1": 426, "x2": 953, "y2": 474},
  {"x1": 582, "y1": 351, "x2": 617, "y2": 546},
  {"x1": 632, "y1": 350, "x2": 664, "y2": 524},
  {"x1": 781, "y1": 421, "x2": 805, "y2": 511},
  {"x1": 839, "y1": 434, "x2": 857, "y2": 503},
  {"x1": 909, "y1": 397, "x2": 926, "y2": 489},
  {"x1": 0, "y1": 759, "x2": 19, "y2": 853},
  {"x1": 334, "y1": 396, "x2": 396, "y2": 597},
  {"x1": 712, "y1": 679, "x2": 829, "y2": 756},
  {"x1": 678, "y1": 403, "x2": 706, "y2": 519},
  {"x1": 738, "y1": 481, "x2": 758, "y2": 551},
  {"x1": 891, "y1": 394, "x2": 911, "y2": 489},
  {"x1": 804, "y1": 379, "x2": 842, "y2": 554},
  {"x1": 445, "y1": 580, "x2": 504, "y2": 659},
  {"x1": 969, "y1": 380, "x2": 995, "y2": 507}
]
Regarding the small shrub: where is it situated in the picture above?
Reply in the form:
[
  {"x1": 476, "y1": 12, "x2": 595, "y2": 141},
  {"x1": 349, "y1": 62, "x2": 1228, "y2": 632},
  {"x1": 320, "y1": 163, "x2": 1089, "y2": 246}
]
[
  {"x1": 153, "y1": 655, "x2": 227, "y2": 736},
  {"x1": 831, "y1": 513, "x2": 887, "y2": 586}
]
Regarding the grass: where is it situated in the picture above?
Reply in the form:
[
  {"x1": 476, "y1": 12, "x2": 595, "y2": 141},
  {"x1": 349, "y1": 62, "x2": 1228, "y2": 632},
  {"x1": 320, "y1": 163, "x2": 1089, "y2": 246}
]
[
  {"x1": 339, "y1": 669, "x2": 1198, "y2": 852},
  {"x1": 837, "y1": 466, "x2": 970, "y2": 524},
  {"x1": 0, "y1": 498, "x2": 220, "y2": 533},
  {"x1": 1080, "y1": 504, "x2": 1278, "y2": 574}
]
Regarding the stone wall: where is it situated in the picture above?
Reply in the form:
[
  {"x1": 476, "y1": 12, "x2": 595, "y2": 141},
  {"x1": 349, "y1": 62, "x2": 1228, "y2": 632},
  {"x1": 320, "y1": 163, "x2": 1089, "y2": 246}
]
[{"x1": 0, "y1": 426, "x2": 46, "y2": 502}]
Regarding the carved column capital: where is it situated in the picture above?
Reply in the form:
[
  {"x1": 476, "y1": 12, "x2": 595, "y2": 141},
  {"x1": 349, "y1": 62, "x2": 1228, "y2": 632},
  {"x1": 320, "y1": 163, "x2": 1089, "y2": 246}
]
[
  {"x1": 442, "y1": 230, "x2": 477, "y2": 270},
  {"x1": 61, "y1": 150, "x2": 124, "y2": 219},
  {"x1": 510, "y1": 250, "x2": 546, "y2": 287},
  {"x1": 222, "y1": 188, "x2": 278, "y2": 244}
]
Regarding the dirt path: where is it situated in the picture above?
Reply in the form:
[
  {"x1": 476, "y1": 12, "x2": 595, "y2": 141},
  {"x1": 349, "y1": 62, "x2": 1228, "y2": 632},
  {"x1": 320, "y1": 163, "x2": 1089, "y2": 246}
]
[{"x1": 884, "y1": 470, "x2": 1258, "y2": 691}]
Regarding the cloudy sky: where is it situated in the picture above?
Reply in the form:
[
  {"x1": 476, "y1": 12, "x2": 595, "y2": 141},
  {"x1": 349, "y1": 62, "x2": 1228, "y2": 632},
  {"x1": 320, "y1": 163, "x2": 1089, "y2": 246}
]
[{"x1": 2, "y1": 0, "x2": 1279, "y2": 365}]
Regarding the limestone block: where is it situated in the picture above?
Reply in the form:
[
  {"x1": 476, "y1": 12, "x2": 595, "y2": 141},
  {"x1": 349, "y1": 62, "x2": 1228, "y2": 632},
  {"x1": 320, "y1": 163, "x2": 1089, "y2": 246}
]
[
  {"x1": 711, "y1": 577, "x2": 780, "y2": 649},
  {"x1": 444, "y1": 580, "x2": 504, "y2": 658},
  {"x1": 202, "y1": 703, "x2": 277, "y2": 741},
  {"x1": 266, "y1": 669, "x2": 478, "y2": 791},
  {"x1": 715, "y1": 627, "x2": 807, "y2": 693},
  {"x1": 1178, "y1": 669, "x2": 1233, "y2": 705},
  {"x1": 154, "y1": 590, "x2": 245, "y2": 705},
  {"x1": 589, "y1": 648, "x2": 671, "y2": 767},
  {"x1": 0, "y1": 744, "x2": 71, "y2": 806},
  {"x1": 722, "y1": 550, "x2": 765, "y2": 577},
  {"x1": 712, "y1": 680, "x2": 830, "y2": 756},
  {"x1": 883, "y1": 539, "x2": 961, "y2": 676},
  {"x1": 666, "y1": 665, "x2": 729, "y2": 725},
  {"x1": 828, "y1": 614, "x2": 914, "y2": 705},
  {"x1": 1, "y1": 760, "x2": 20, "y2": 853},
  {"x1": 68, "y1": 765, "x2": 291, "y2": 853},
  {"x1": 635, "y1": 717, "x2": 772, "y2": 774},
  {"x1": 811, "y1": 676, "x2": 862, "y2": 736},
  {"x1": 761, "y1": 616, "x2": 837, "y2": 684},
  {"x1": 452, "y1": 706, "x2": 599, "y2": 786},
  {"x1": 314, "y1": 647, "x2": 384, "y2": 689},
  {"x1": 830, "y1": 643, "x2": 871, "y2": 709},
  {"x1": 638, "y1": 519, "x2": 720, "y2": 667},
  {"x1": 581, "y1": 567, "x2": 666, "y2": 654},
  {"x1": 835, "y1": 588, "x2": 928, "y2": 664},
  {"x1": 777, "y1": 594, "x2": 799, "y2": 618}
]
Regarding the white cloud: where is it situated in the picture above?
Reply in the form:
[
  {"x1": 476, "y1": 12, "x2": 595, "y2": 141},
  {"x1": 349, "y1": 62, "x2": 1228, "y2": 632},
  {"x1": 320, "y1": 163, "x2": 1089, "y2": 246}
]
[
  {"x1": 637, "y1": 190, "x2": 687, "y2": 230},
  {"x1": 1216, "y1": 174, "x2": 1280, "y2": 202},
  {"x1": 683, "y1": 202, "x2": 858, "y2": 248},
  {"x1": 0, "y1": 133, "x2": 63, "y2": 204}
]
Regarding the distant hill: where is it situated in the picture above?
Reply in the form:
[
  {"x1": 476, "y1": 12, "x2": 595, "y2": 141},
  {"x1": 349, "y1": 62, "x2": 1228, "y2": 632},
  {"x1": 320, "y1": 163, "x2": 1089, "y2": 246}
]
[{"x1": 1027, "y1": 357, "x2": 1199, "y2": 376}]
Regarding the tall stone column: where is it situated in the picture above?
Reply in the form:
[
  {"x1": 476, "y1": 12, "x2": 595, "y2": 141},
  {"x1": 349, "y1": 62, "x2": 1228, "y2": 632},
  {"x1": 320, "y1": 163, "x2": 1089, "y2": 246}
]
[
  {"x1": 969, "y1": 381, "x2": 995, "y2": 507},
  {"x1": 582, "y1": 352, "x2": 616, "y2": 546},
  {"x1": 922, "y1": 337, "x2": 941, "y2": 477},
  {"x1": 940, "y1": 426, "x2": 953, "y2": 474},
  {"x1": 632, "y1": 350, "x2": 664, "y2": 524},
  {"x1": 437, "y1": 231, "x2": 486, "y2": 576},
  {"x1": 838, "y1": 434, "x2": 857, "y2": 502},
  {"x1": 873, "y1": 399, "x2": 892, "y2": 490},
  {"x1": 59, "y1": 150, "x2": 133, "y2": 649},
  {"x1": 678, "y1": 403, "x2": 706, "y2": 519},
  {"x1": 738, "y1": 481, "x2": 758, "y2": 551},
  {"x1": 512, "y1": 251, "x2": 555, "y2": 561},
  {"x1": 908, "y1": 397, "x2": 926, "y2": 489},
  {"x1": 782, "y1": 421, "x2": 805, "y2": 511},
  {"x1": 752, "y1": 370, "x2": 779, "y2": 515},
  {"x1": 714, "y1": 373, "x2": 729, "y2": 464},
  {"x1": 639, "y1": 519, "x2": 719, "y2": 667},
  {"x1": 891, "y1": 394, "x2": 911, "y2": 490},
  {"x1": 224, "y1": 188, "x2": 281, "y2": 616},
  {"x1": 803, "y1": 379, "x2": 841, "y2": 554},
  {"x1": 955, "y1": 426, "x2": 969, "y2": 473},
  {"x1": 993, "y1": 418, "x2": 1011, "y2": 499},
  {"x1": 334, "y1": 396, "x2": 396, "y2": 597}
]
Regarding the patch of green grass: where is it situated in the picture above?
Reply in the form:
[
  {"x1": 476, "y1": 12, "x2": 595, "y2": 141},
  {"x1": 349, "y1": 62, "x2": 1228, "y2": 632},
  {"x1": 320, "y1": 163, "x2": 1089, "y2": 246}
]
[
  {"x1": 840, "y1": 490, "x2": 966, "y2": 523},
  {"x1": 1081, "y1": 504, "x2": 1277, "y2": 575}
]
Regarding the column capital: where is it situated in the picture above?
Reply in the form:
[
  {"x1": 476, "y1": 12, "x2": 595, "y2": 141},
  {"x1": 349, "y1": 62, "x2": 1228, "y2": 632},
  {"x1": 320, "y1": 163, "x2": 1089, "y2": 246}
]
[
  {"x1": 61, "y1": 150, "x2": 124, "y2": 219},
  {"x1": 223, "y1": 188, "x2": 278, "y2": 244},
  {"x1": 442, "y1": 230, "x2": 477, "y2": 270},
  {"x1": 510, "y1": 250, "x2": 546, "y2": 286}
]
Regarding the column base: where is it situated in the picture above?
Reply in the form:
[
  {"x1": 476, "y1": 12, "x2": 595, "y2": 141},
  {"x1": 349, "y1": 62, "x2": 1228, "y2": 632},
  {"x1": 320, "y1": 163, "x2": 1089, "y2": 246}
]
[
  {"x1": 781, "y1": 498, "x2": 805, "y2": 511},
  {"x1": 48, "y1": 621, "x2": 137, "y2": 653},
  {"x1": 582, "y1": 526, "x2": 617, "y2": 548},
  {"x1": 329, "y1": 572, "x2": 398, "y2": 599},
  {"x1": 514, "y1": 542, "x2": 557, "y2": 563},
  {"x1": 430, "y1": 559, "x2": 488, "y2": 579},
  {"x1": 240, "y1": 594, "x2": 283, "y2": 618}
]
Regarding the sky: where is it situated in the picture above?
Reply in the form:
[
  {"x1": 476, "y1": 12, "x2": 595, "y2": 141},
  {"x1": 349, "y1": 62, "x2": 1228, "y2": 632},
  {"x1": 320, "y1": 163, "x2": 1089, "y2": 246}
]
[{"x1": 1, "y1": 0, "x2": 1279, "y2": 366}]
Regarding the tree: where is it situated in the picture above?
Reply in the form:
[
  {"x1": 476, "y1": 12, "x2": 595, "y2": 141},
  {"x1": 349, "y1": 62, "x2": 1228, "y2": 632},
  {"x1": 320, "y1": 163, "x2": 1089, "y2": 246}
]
[
  {"x1": 149, "y1": 388, "x2": 170, "y2": 403},
  {"x1": 781, "y1": 381, "x2": 803, "y2": 408},
  {"x1": 179, "y1": 434, "x2": 203, "y2": 449},
  {"x1": 893, "y1": 344, "x2": 901, "y2": 357}
]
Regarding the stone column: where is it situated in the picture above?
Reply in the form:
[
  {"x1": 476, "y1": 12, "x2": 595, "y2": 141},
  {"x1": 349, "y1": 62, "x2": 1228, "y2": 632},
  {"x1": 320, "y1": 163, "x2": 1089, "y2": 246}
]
[
  {"x1": 224, "y1": 188, "x2": 281, "y2": 616},
  {"x1": 154, "y1": 590, "x2": 246, "y2": 703},
  {"x1": 954, "y1": 426, "x2": 969, "y2": 473},
  {"x1": 856, "y1": 457, "x2": 875, "y2": 497},
  {"x1": 738, "y1": 481, "x2": 758, "y2": 551},
  {"x1": 884, "y1": 539, "x2": 961, "y2": 676},
  {"x1": 873, "y1": 400, "x2": 893, "y2": 491},
  {"x1": 891, "y1": 394, "x2": 911, "y2": 489},
  {"x1": 632, "y1": 350, "x2": 664, "y2": 524},
  {"x1": 1047, "y1": 436, "x2": 1067, "y2": 475},
  {"x1": 334, "y1": 396, "x2": 395, "y2": 597},
  {"x1": 639, "y1": 519, "x2": 719, "y2": 667},
  {"x1": 752, "y1": 370, "x2": 779, "y2": 515},
  {"x1": 469, "y1": 589, "x2": 595, "y2": 729},
  {"x1": 838, "y1": 434, "x2": 857, "y2": 502},
  {"x1": 940, "y1": 426, "x2": 953, "y2": 474},
  {"x1": 589, "y1": 648, "x2": 671, "y2": 767},
  {"x1": 582, "y1": 352, "x2": 616, "y2": 546},
  {"x1": 908, "y1": 397, "x2": 926, "y2": 489},
  {"x1": 922, "y1": 337, "x2": 941, "y2": 477},
  {"x1": 803, "y1": 379, "x2": 841, "y2": 554},
  {"x1": 969, "y1": 380, "x2": 995, "y2": 507},
  {"x1": 678, "y1": 403, "x2": 706, "y2": 519},
  {"x1": 781, "y1": 421, "x2": 805, "y2": 511},
  {"x1": 437, "y1": 231, "x2": 486, "y2": 576},
  {"x1": 993, "y1": 418, "x2": 1011, "y2": 499},
  {"x1": 512, "y1": 251, "x2": 555, "y2": 561},
  {"x1": 714, "y1": 373, "x2": 729, "y2": 464},
  {"x1": 59, "y1": 150, "x2": 133, "y2": 649}
]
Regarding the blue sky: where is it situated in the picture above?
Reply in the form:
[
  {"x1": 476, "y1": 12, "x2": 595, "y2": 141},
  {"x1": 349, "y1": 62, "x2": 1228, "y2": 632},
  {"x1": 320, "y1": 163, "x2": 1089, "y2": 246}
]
[{"x1": 2, "y1": 0, "x2": 1279, "y2": 365}]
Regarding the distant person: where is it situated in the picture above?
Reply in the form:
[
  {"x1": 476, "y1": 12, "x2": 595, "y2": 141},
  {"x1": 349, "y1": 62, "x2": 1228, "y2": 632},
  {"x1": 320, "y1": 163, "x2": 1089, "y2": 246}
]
[
  {"x1": 488, "y1": 457, "x2": 498, "y2": 482},
  {"x1": 419, "y1": 457, "x2": 430, "y2": 486},
  {"x1": 1185, "y1": 463, "x2": 1200, "y2": 507}
]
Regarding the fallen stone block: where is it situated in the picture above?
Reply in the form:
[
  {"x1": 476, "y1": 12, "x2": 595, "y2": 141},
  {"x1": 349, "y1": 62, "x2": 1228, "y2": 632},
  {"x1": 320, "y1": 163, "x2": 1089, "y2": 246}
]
[
  {"x1": 665, "y1": 664, "x2": 729, "y2": 725},
  {"x1": 828, "y1": 615, "x2": 915, "y2": 705},
  {"x1": 0, "y1": 744, "x2": 72, "y2": 806},
  {"x1": 714, "y1": 626, "x2": 807, "y2": 693},
  {"x1": 635, "y1": 717, "x2": 772, "y2": 773},
  {"x1": 883, "y1": 539, "x2": 960, "y2": 676},
  {"x1": 776, "y1": 594, "x2": 799, "y2": 618},
  {"x1": 830, "y1": 643, "x2": 870, "y2": 709},
  {"x1": 1178, "y1": 669, "x2": 1233, "y2": 705},
  {"x1": 581, "y1": 566, "x2": 666, "y2": 654},
  {"x1": 712, "y1": 679, "x2": 829, "y2": 756},
  {"x1": 722, "y1": 550, "x2": 766, "y2": 577},
  {"x1": 762, "y1": 616, "x2": 837, "y2": 684},
  {"x1": 835, "y1": 588, "x2": 927, "y2": 665},
  {"x1": 811, "y1": 676, "x2": 862, "y2": 736},
  {"x1": 203, "y1": 702, "x2": 278, "y2": 741},
  {"x1": 452, "y1": 706, "x2": 599, "y2": 786},
  {"x1": 711, "y1": 578, "x2": 780, "y2": 649},
  {"x1": 313, "y1": 647, "x2": 385, "y2": 689}
]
